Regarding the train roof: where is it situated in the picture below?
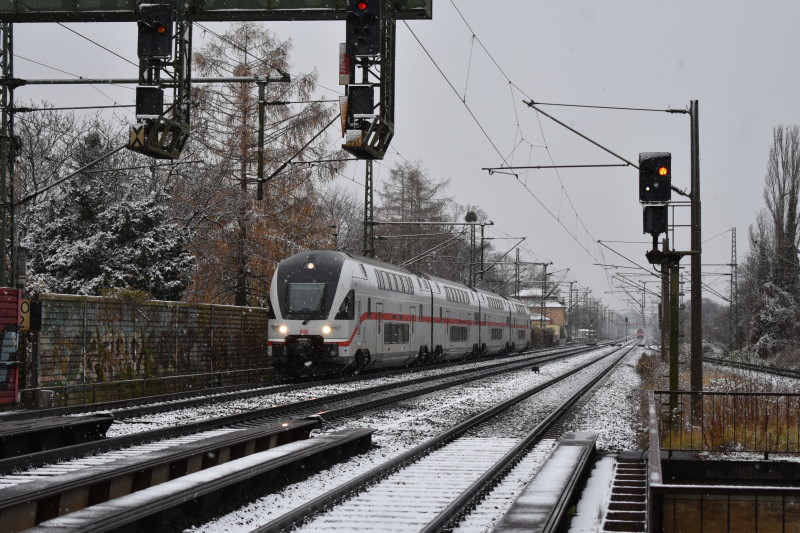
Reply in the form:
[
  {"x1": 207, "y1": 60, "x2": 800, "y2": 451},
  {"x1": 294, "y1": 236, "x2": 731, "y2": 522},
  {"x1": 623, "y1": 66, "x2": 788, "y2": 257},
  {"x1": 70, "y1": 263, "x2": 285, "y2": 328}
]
[
  {"x1": 342, "y1": 251, "x2": 415, "y2": 275},
  {"x1": 294, "y1": 250, "x2": 523, "y2": 306}
]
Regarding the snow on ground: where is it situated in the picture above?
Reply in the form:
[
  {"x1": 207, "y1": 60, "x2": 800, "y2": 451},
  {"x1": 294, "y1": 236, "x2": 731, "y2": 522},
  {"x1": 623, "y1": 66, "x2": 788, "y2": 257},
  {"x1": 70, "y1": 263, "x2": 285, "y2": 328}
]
[
  {"x1": 567, "y1": 456, "x2": 616, "y2": 533},
  {"x1": 565, "y1": 348, "x2": 646, "y2": 451},
  {"x1": 188, "y1": 346, "x2": 642, "y2": 533},
  {"x1": 705, "y1": 363, "x2": 800, "y2": 393},
  {"x1": 107, "y1": 355, "x2": 555, "y2": 438}
]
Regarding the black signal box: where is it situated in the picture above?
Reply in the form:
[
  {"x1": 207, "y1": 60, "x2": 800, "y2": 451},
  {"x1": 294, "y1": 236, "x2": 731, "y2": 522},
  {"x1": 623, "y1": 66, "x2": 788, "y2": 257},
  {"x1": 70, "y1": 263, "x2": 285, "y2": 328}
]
[
  {"x1": 639, "y1": 152, "x2": 671, "y2": 203},
  {"x1": 643, "y1": 205, "x2": 668, "y2": 235}
]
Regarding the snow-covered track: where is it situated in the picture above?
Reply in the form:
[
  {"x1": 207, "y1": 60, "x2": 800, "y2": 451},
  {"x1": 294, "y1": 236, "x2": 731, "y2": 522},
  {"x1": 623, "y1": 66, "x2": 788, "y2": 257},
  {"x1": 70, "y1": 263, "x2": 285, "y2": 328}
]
[
  {"x1": 30, "y1": 429, "x2": 375, "y2": 533},
  {"x1": 0, "y1": 345, "x2": 602, "y2": 475},
  {"x1": 0, "y1": 419, "x2": 319, "y2": 532},
  {"x1": 0, "y1": 344, "x2": 589, "y2": 425},
  {"x1": 0, "y1": 414, "x2": 112, "y2": 459},
  {"x1": 256, "y1": 343, "x2": 635, "y2": 532},
  {"x1": 703, "y1": 356, "x2": 800, "y2": 380}
]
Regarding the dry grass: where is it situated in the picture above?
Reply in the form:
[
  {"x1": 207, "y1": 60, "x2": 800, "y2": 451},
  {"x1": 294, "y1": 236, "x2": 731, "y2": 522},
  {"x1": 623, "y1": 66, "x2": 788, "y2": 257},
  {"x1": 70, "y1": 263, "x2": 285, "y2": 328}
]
[
  {"x1": 637, "y1": 350, "x2": 800, "y2": 454},
  {"x1": 660, "y1": 393, "x2": 800, "y2": 453}
]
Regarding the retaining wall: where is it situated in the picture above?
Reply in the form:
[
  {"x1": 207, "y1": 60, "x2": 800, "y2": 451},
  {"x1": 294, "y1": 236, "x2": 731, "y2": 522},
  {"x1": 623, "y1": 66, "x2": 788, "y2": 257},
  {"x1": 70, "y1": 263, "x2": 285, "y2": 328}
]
[{"x1": 20, "y1": 294, "x2": 270, "y2": 406}]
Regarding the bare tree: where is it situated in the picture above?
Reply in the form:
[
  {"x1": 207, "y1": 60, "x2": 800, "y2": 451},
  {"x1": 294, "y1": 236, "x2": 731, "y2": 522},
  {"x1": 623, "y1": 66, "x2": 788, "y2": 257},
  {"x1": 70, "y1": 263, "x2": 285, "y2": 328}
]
[
  {"x1": 181, "y1": 22, "x2": 344, "y2": 305},
  {"x1": 374, "y1": 161, "x2": 468, "y2": 279}
]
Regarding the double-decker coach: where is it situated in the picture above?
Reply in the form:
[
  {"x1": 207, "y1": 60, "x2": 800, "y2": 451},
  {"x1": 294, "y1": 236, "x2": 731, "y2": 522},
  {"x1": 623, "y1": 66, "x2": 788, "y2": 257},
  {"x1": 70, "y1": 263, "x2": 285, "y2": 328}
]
[{"x1": 268, "y1": 250, "x2": 530, "y2": 373}]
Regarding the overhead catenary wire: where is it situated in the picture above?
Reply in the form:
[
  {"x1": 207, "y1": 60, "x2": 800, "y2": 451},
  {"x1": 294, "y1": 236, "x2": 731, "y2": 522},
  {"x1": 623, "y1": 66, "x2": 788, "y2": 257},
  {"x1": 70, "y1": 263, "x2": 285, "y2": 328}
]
[{"x1": 402, "y1": 18, "x2": 603, "y2": 265}]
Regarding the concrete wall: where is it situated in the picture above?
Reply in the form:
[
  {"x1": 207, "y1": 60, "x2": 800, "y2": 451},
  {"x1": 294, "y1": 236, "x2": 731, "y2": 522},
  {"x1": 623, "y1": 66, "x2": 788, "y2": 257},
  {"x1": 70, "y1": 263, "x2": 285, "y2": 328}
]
[{"x1": 25, "y1": 294, "x2": 269, "y2": 399}]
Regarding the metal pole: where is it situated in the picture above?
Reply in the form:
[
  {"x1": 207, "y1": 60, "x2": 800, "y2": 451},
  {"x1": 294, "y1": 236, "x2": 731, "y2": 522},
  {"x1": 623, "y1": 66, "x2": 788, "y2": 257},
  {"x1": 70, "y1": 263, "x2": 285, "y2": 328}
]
[
  {"x1": 567, "y1": 282, "x2": 574, "y2": 343},
  {"x1": 729, "y1": 227, "x2": 738, "y2": 351},
  {"x1": 0, "y1": 22, "x2": 12, "y2": 287},
  {"x1": 479, "y1": 223, "x2": 485, "y2": 281},
  {"x1": 363, "y1": 160, "x2": 374, "y2": 258},
  {"x1": 540, "y1": 264, "x2": 547, "y2": 343},
  {"x1": 670, "y1": 261, "x2": 680, "y2": 413},
  {"x1": 469, "y1": 224, "x2": 475, "y2": 287},
  {"x1": 514, "y1": 249, "x2": 520, "y2": 297},
  {"x1": 256, "y1": 80, "x2": 266, "y2": 200},
  {"x1": 661, "y1": 236, "x2": 670, "y2": 361},
  {"x1": 690, "y1": 100, "x2": 703, "y2": 395}
]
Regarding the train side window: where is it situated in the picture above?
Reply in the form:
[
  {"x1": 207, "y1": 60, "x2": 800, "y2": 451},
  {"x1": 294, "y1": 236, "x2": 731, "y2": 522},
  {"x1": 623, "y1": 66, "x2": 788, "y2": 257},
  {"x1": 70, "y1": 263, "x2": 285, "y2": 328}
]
[
  {"x1": 410, "y1": 306, "x2": 416, "y2": 334},
  {"x1": 360, "y1": 264, "x2": 367, "y2": 277}
]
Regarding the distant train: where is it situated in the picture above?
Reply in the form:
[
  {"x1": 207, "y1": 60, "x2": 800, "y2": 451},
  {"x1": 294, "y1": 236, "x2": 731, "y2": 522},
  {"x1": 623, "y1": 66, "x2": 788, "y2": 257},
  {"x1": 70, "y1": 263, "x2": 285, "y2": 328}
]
[
  {"x1": 267, "y1": 250, "x2": 531, "y2": 373},
  {"x1": 636, "y1": 328, "x2": 644, "y2": 340}
]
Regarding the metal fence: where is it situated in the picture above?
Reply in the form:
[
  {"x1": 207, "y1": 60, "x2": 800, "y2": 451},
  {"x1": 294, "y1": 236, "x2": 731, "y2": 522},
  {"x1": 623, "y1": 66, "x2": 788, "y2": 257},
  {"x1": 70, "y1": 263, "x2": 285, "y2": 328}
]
[
  {"x1": 647, "y1": 391, "x2": 800, "y2": 532},
  {"x1": 653, "y1": 390, "x2": 800, "y2": 456}
]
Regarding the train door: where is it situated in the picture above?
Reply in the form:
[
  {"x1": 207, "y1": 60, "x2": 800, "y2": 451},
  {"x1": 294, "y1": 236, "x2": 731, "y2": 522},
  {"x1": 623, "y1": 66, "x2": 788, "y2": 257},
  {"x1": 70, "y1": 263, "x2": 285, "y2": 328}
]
[
  {"x1": 357, "y1": 299, "x2": 363, "y2": 343},
  {"x1": 444, "y1": 309, "x2": 450, "y2": 353},
  {"x1": 409, "y1": 305, "x2": 417, "y2": 345},
  {"x1": 376, "y1": 302, "x2": 384, "y2": 354}
]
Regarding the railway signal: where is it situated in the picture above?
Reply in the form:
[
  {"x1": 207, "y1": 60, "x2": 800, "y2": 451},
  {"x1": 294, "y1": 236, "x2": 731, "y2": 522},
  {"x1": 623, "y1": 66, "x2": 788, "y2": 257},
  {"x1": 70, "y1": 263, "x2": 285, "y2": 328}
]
[
  {"x1": 643, "y1": 205, "x2": 668, "y2": 236},
  {"x1": 639, "y1": 152, "x2": 671, "y2": 203},
  {"x1": 345, "y1": 0, "x2": 382, "y2": 56},
  {"x1": 137, "y1": 4, "x2": 173, "y2": 58}
]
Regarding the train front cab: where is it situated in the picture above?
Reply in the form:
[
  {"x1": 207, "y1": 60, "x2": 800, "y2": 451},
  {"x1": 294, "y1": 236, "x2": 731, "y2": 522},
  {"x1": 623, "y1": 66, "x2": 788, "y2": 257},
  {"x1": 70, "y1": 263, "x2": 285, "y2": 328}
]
[{"x1": 268, "y1": 251, "x2": 356, "y2": 372}]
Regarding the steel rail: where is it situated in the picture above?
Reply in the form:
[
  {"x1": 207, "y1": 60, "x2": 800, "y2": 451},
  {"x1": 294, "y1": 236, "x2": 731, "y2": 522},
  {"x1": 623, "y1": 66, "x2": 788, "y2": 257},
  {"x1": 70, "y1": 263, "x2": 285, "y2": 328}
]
[
  {"x1": 422, "y1": 344, "x2": 636, "y2": 532},
  {"x1": 2, "y1": 344, "x2": 578, "y2": 422},
  {"x1": 0, "y1": 345, "x2": 602, "y2": 474},
  {"x1": 703, "y1": 356, "x2": 800, "y2": 380},
  {"x1": 255, "y1": 343, "x2": 632, "y2": 532}
]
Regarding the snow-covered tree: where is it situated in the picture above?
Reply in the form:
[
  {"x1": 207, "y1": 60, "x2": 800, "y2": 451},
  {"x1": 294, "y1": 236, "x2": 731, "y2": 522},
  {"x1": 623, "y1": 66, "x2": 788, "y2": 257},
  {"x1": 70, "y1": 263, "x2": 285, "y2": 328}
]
[
  {"x1": 739, "y1": 125, "x2": 800, "y2": 357},
  {"x1": 22, "y1": 132, "x2": 194, "y2": 300}
]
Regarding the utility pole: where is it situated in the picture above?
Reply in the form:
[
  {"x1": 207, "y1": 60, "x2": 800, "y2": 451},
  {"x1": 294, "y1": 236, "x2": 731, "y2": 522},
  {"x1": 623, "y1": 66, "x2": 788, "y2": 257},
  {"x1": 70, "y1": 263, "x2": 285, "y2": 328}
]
[
  {"x1": 362, "y1": 161, "x2": 374, "y2": 258},
  {"x1": 689, "y1": 100, "x2": 703, "y2": 416},
  {"x1": 567, "y1": 281, "x2": 574, "y2": 342},
  {"x1": 540, "y1": 264, "x2": 547, "y2": 340},
  {"x1": 0, "y1": 22, "x2": 14, "y2": 287},
  {"x1": 729, "y1": 227, "x2": 738, "y2": 351},
  {"x1": 661, "y1": 236, "x2": 670, "y2": 361}
]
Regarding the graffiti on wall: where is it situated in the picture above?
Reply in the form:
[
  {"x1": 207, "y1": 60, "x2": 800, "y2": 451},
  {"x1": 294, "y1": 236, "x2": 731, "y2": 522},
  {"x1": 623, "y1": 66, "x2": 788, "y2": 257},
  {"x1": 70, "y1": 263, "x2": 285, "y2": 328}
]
[{"x1": 33, "y1": 295, "x2": 268, "y2": 387}]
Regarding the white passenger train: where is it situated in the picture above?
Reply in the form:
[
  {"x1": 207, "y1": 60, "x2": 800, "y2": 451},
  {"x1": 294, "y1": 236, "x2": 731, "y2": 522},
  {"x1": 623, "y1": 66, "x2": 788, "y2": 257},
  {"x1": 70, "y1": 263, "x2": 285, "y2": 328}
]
[{"x1": 267, "y1": 250, "x2": 531, "y2": 373}]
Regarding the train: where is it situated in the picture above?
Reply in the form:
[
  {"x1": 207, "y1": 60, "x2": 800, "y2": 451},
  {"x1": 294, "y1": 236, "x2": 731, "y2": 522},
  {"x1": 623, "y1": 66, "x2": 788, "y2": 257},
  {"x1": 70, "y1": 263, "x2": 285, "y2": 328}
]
[
  {"x1": 267, "y1": 250, "x2": 531, "y2": 373},
  {"x1": 636, "y1": 328, "x2": 644, "y2": 340}
]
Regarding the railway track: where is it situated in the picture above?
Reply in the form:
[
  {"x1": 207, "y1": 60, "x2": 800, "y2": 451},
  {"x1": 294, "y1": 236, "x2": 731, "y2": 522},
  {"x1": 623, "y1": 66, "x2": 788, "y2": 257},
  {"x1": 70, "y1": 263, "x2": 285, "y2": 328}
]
[
  {"x1": 0, "y1": 344, "x2": 600, "y2": 424},
  {"x1": 0, "y1": 343, "x2": 608, "y2": 478},
  {"x1": 255, "y1": 342, "x2": 636, "y2": 532},
  {"x1": 704, "y1": 356, "x2": 800, "y2": 380},
  {"x1": 1, "y1": 343, "x2": 630, "y2": 531}
]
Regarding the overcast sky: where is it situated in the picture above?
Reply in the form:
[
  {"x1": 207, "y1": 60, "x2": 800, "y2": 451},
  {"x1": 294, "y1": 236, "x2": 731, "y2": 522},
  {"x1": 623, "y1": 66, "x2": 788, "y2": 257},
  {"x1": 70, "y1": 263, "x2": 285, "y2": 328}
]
[{"x1": 10, "y1": 0, "x2": 798, "y2": 313}]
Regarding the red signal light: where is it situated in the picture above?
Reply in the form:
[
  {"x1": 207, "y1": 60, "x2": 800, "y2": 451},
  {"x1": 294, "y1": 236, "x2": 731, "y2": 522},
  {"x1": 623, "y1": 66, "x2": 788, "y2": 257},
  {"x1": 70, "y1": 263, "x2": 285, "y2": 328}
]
[
  {"x1": 658, "y1": 166, "x2": 668, "y2": 176},
  {"x1": 357, "y1": 1, "x2": 368, "y2": 9},
  {"x1": 156, "y1": 24, "x2": 167, "y2": 34}
]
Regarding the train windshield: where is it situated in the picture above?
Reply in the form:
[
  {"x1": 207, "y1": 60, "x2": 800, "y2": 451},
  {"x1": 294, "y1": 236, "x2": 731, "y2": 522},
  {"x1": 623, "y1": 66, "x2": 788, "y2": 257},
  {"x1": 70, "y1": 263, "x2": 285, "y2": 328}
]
[{"x1": 288, "y1": 283, "x2": 326, "y2": 314}]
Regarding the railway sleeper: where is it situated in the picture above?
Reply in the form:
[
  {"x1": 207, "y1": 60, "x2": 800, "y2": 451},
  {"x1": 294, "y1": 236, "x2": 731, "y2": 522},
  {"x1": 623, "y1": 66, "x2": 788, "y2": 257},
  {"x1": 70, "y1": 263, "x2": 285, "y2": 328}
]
[
  {"x1": 0, "y1": 419, "x2": 320, "y2": 532},
  {"x1": 0, "y1": 414, "x2": 114, "y2": 459},
  {"x1": 31, "y1": 428, "x2": 373, "y2": 533}
]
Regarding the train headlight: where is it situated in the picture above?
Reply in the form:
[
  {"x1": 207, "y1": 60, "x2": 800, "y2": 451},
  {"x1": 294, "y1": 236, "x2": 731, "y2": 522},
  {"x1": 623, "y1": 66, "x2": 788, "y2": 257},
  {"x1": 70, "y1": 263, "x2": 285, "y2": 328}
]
[
  {"x1": 271, "y1": 324, "x2": 289, "y2": 335},
  {"x1": 321, "y1": 325, "x2": 340, "y2": 335}
]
